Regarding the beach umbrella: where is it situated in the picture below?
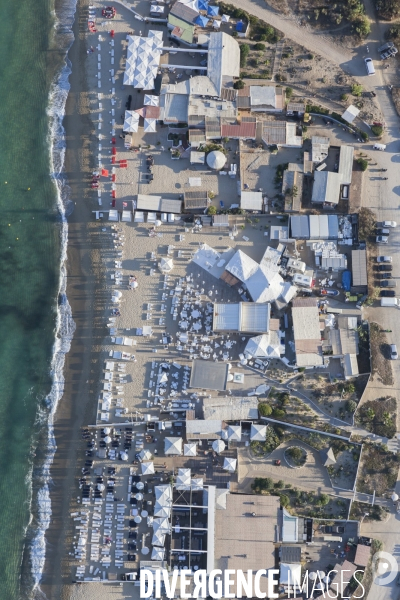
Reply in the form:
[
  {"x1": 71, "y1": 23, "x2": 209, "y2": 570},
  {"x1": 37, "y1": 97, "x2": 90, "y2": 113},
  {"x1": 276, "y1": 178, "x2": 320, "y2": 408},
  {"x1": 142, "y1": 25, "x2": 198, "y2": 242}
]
[
  {"x1": 155, "y1": 220, "x2": 162, "y2": 227},
  {"x1": 123, "y1": 110, "x2": 140, "y2": 132},
  {"x1": 191, "y1": 478, "x2": 203, "y2": 490},
  {"x1": 159, "y1": 257, "x2": 174, "y2": 273},
  {"x1": 104, "y1": 436, "x2": 112, "y2": 444},
  {"x1": 317, "y1": 571, "x2": 326, "y2": 579},
  {"x1": 392, "y1": 492, "x2": 399, "y2": 501},
  {"x1": 322, "y1": 576, "x2": 330, "y2": 584},
  {"x1": 135, "y1": 492, "x2": 144, "y2": 501},
  {"x1": 120, "y1": 451, "x2": 129, "y2": 461},
  {"x1": 195, "y1": 14, "x2": 209, "y2": 26},
  {"x1": 141, "y1": 461, "x2": 155, "y2": 475},
  {"x1": 221, "y1": 13, "x2": 230, "y2": 21},
  {"x1": 132, "y1": 280, "x2": 138, "y2": 289},
  {"x1": 144, "y1": 94, "x2": 159, "y2": 106},
  {"x1": 184, "y1": 442, "x2": 197, "y2": 457},
  {"x1": 137, "y1": 481, "x2": 144, "y2": 490},
  {"x1": 103, "y1": 427, "x2": 111, "y2": 434},
  {"x1": 97, "y1": 483, "x2": 105, "y2": 491},
  {"x1": 212, "y1": 19, "x2": 221, "y2": 28},
  {"x1": 197, "y1": 0, "x2": 208, "y2": 9},
  {"x1": 144, "y1": 118, "x2": 157, "y2": 132},
  {"x1": 139, "y1": 449, "x2": 152, "y2": 461},
  {"x1": 207, "y1": 5, "x2": 219, "y2": 15},
  {"x1": 142, "y1": 510, "x2": 148, "y2": 517},
  {"x1": 309, "y1": 572, "x2": 317, "y2": 581},
  {"x1": 152, "y1": 530, "x2": 166, "y2": 546},
  {"x1": 141, "y1": 546, "x2": 150, "y2": 555},
  {"x1": 212, "y1": 439, "x2": 225, "y2": 453},
  {"x1": 134, "y1": 515, "x2": 142, "y2": 523}
]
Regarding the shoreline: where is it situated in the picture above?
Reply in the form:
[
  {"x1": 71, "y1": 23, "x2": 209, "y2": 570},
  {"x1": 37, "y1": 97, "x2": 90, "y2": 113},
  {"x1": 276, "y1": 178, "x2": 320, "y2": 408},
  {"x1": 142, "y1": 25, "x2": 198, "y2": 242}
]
[{"x1": 38, "y1": 0, "x2": 103, "y2": 597}]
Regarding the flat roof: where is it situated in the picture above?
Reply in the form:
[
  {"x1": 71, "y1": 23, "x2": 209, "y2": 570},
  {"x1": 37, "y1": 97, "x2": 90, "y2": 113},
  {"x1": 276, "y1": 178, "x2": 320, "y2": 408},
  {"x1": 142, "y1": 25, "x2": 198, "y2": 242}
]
[
  {"x1": 240, "y1": 191, "x2": 263, "y2": 210},
  {"x1": 207, "y1": 32, "x2": 240, "y2": 95},
  {"x1": 312, "y1": 171, "x2": 341, "y2": 205},
  {"x1": 311, "y1": 136, "x2": 330, "y2": 163},
  {"x1": 338, "y1": 145, "x2": 354, "y2": 185},
  {"x1": 185, "y1": 419, "x2": 222, "y2": 439},
  {"x1": 203, "y1": 396, "x2": 259, "y2": 421},
  {"x1": 292, "y1": 298, "x2": 323, "y2": 367},
  {"x1": 250, "y1": 85, "x2": 276, "y2": 109},
  {"x1": 136, "y1": 195, "x2": 182, "y2": 213},
  {"x1": 214, "y1": 494, "x2": 279, "y2": 591},
  {"x1": 189, "y1": 360, "x2": 229, "y2": 390}
]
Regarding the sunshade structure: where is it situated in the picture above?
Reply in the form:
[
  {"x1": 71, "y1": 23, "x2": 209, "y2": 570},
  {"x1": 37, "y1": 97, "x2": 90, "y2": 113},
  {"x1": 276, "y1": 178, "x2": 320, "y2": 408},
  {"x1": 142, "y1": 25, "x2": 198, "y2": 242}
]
[
  {"x1": 212, "y1": 19, "x2": 221, "y2": 28},
  {"x1": 250, "y1": 423, "x2": 267, "y2": 442},
  {"x1": 120, "y1": 451, "x2": 129, "y2": 461},
  {"x1": 123, "y1": 110, "x2": 139, "y2": 132},
  {"x1": 221, "y1": 13, "x2": 230, "y2": 21},
  {"x1": 320, "y1": 447, "x2": 336, "y2": 467},
  {"x1": 223, "y1": 457, "x2": 237, "y2": 472},
  {"x1": 180, "y1": 0, "x2": 199, "y2": 10},
  {"x1": 191, "y1": 478, "x2": 204, "y2": 490},
  {"x1": 207, "y1": 4, "x2": 219, "y2": 15},
  {"x1": 197, "y1": 0, "x2": 208, "y2": 8},
  {"x1": 184, "y1": 442, "x2": 197, "y2": 456},
  {"x1": 138, "y1": 449, "x2": 152, "y2": 461},
  {"x1": 227, "y1": 424, "x2": 241, "y2": 442},
  {"x1": 152, "y1": 530, "x2": 166, "y2": 547},
  {"x1": 153, "y1": 517, "x2": 171, "y2": 534},
  {"x1": 195, "y1": 14, "x2": 209, "y2": 26},
  {"x1": 144, "y1": 94, "x2": 159, "y2": 106},
  {"x1": 151, "y1": 547, "x2": 165, "y2": 560},
  {"x1": 154, "y1": 484, "x2": 172, "y2": 518},
  {"x1": 212, "y1": 439, "x2": 225, "y2": 453},
  {"x1": 158, "y1": 372, "x2": 168, "y2": 384},
  {"x1": 159, "y1": 257, "x2": 174, "y2": 273},
  {"x1": 144, "y1": 118, "x2": 157, "y2": 132},
  {"x1": 124, "y1": 31, "x2": 163, "y2": 89},
  {"x1": 164, "y1": 436, "x2": 183, "y2": 455},
  {"x1": 176, "y1": 468, "x2": 191, "y2": 490},
  {"x1": 245, "y1": 334, "x2": 281, "y2": 359},
  {"x1": 141, "y1": 461, "x2": 155, "y2": 475}
]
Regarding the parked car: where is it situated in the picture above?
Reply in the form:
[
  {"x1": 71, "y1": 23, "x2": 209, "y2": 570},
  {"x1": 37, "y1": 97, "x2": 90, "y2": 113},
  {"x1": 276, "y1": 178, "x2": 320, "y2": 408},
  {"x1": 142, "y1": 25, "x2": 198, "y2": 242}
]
[
  {"x1": 381, "y1": 280, "x2": 397, "y2": 288},
  {"x1": 377, "y1": 256, "x2": 392, "y2": 263},
  {"x1": 356, "y1": 294, "x2": 368, "y2": 309},
  {"x1": 320, "y1": 289, "x2": 340, "y2": 297},
  {"x1": 378, "y1": 273, "x2": 392, "y2": 280},
  {"x1": 376, "y1": 228, "x2": 390, "y2": 236},
  {"x1": 378, "y1": 264, "x2": 393, "y2": 272},
  {"x1": 376, "y1": 236, "x2": 389, "y2": 244},
  {"x1": 381, "y1": 221, "x2": 397, "y2": 229},
  {"x1": 391, "y1": 344, "x2": 398, "y2": 360},
  {"x1": 381, "y1": 290, "x2": 396, "y2": 297}
]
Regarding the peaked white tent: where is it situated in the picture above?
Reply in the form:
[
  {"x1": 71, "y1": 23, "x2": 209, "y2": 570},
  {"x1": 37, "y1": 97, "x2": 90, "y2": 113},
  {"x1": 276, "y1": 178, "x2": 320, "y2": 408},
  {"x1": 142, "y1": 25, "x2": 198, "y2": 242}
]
[
  {"x1": 250, "y1": 423, "x2": 267, "y2": 441},
  {"x1": 223, "y1": 457, "x2": 237, "y2": 472},
  {"x1": 123, "y1": 110, "x2": 140, "y2": 132},
  {"x1": 191, "y1": 478, "x2": 204, "y2": 490},
  {"x1": 124, "y1": 31, "x2": 163, "y2": 89},
  {"x1": 151, "y1": 547, "x2": 165, "y2": 560},
  {"x1": 153, "y1": 517, "x2": 170, "y2": 533},
  {"x1": 165, "y1": 437, "x2": 183, "y2": 455},
  {"x1": 138, "y1": 449, "x2": 152, "y2": 461},
  {"x1": 184, "y1": 442, "x2": 197, "y2": 456},
  {"x1": 141, "y1": 461, "x2": 155, "y2": 475},
  {"x1": 176, "y1": 468, "x2": 191, "y2": 490},
  {"x1": 179, "y1": 0, "x2": 199, "y2": 10},
  {"x1": 144, "y1": 94, "x2": 159, "y2": 106},
  {"x1": 245, "y1": 333, "x2": 281, "y2": 359},
  {"x1": 154, "y1": 504, "x2": 171, "y2": 518},
  {"x1": 152, "y1": 530, "x2": 166, "y2": 546},
  {"x1": 159, "y1": 257, "x2": 174, "y2": 272},
  {"x1": 144, "y1": 118, "x2": 157, "y2": 132},
  {"x1": 212, "y1": 439, "x2": 225, "y2": 453},
  {"x1": 227, "y1": 424, "x2": 242, "y2": 442}
]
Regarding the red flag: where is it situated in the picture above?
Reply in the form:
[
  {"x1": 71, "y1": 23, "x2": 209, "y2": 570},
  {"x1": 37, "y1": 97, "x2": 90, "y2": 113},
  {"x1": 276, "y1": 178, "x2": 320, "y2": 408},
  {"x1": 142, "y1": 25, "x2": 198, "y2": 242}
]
[{"x1": 101, "y1": 168, "x2": 109, "y2": 177}]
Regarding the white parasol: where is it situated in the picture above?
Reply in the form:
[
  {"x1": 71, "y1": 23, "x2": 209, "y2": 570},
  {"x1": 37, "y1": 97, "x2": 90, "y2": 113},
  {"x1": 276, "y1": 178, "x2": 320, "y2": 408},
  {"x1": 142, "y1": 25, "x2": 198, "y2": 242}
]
[
  {"x1": 104, "y1": 436, "x2": 112, "y2": 444},
  {"x1": 212, "y1": 439, "x2": 225, "y2": 453},
  {"x1": 120, "y1": 451, "x2": 129, "y2": 461}
]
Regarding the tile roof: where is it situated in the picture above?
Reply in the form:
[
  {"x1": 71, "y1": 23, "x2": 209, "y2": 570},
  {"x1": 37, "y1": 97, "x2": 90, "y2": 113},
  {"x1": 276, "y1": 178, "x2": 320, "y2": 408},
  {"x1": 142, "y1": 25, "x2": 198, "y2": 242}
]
[{"x1": 220, "y1": 121, "x2": 256, "y2": 138}]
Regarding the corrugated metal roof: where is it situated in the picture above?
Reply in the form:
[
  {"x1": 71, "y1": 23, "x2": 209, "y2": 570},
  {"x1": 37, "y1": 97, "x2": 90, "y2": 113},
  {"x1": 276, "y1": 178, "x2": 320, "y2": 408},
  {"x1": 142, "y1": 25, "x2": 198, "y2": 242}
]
[
  {"x1": 186, "y1": 419, "x2": 222, "y2": 439},
  {"x1": 352, "y1": 249, "x2": 367, "y2": 286},
  {"x1": 287, "y1": 102, "x2": 305, "y2": 113},
  {"x1": 241, "y1": 303, "x2": 270, "y2": 332},
  {"x1": 169, "y1": 1, "x2": 198, "y2": 24},
  {"x1": 240, "y1": 191, "x2": 263, "y2": 210},
  {"x1": 338, "y1": 144, "x2": 354, "y2": 185},
  {"x1": 221, "y1": 122, "x2": 256, "y2": 138},
  {"x1": 213, "y1": 214, "x2": 229, "y2": 226},
  {"x1": 262, "y1": 120, "x2": 286, "y2": 145},
  {"x1": 188, "y1": 114, "x2": 205, "y2": 128},
  {"x1": 205, "y1": 116, "x2": 221, "y2": 139},
  {"x1": 292, "y1": 298, "x2": 323, "y2": 366},
  {"x1": 237, "y1": 86, "x2": 250, "y2": 96},
  {"x1": 184, "y1": 190, "x2": 208, "y2": 209},
  {"x1": 328, "y1": 215, "x2": 339, "y2": 239},
  {"x1": 136, "y1": 195, "x2": 182, "y2": 213},
  {"x1": 220, "y1": 88, "x2": 237, "y2": 101},
  {"x1": 207, "y1": 32, "x2": 240, "y2": 95},
  {"x1": 237, "y1": 95, "x2": 251, "y2": 109},
  {"x1": 290, "y1": 215, "x2": 310, "y2": 239},
  {"x1": 312, "y1": 171, "x2": 341, "y2": 205},
  {"x1": 213, "y1": 303, "x2": 240, "y2": 330}
]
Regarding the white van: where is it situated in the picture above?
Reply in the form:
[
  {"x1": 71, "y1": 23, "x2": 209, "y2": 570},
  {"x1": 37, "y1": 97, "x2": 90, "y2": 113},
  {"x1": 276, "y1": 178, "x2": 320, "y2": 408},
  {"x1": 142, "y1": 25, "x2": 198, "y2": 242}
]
[
  {"x1": 373, "y1": 143, "x2": 386, "y2": 150},
  {"x1": 365, "y1": 57, "x2": 375, "y2": 75}
]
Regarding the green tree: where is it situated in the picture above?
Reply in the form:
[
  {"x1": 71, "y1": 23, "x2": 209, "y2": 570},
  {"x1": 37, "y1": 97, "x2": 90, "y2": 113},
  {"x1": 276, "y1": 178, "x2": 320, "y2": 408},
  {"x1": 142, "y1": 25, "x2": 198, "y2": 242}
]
[
  {"x1": 275, "y1": 480, "x2": 285, "y2": 489},
  {"x1": 280, "y1": 494, "x2": 290, "y2": 508},
  {"x1": 240, "y1": 44, "x2": 250, "y2": 68},
  {"x1": 258, "y1": 403, "x2": 272, "y2": 416},
  {"x1": 351, "y1": 84, "x2": 363, "y2": 97},
  {"x1": 365, "y1": 407, "x2": 375, "y2": 420},
  {"x1": 234, "y1": 79, "x2": 245, "y2": 90},
  {"x1": 360, "y1": 131, "x2": 369, "y2": 142},
  {"x1": 288, "y1": 447, "x2": 303, "y2": 461},
  {"x1": 285, "y1": 86, "x2": 294, "y2": 99},
  {"x1": 353, "y1": 16, "x2": 371, "y2": 38},
  {"x1": 207, "y1": 205, "x2": 217, "y2": 215},
  {"x1": 341, "y1": 93, "x2": 349, "y2": 101},
  {"x1": 371, "y1": 125, "x2": 383, "y2": 137},
  {"x1": 357, "y1": 158, "x2": 368, "y2": 171},
  {"x1": 345, "y1": 399, "x2": 357, "y2": 413},
  {"x1": 254, "y1": 42, "x2": 266, "y2": 51},
  {"x1": 272, "y1": 408, "x2": 286, "y2": 418},
  {"x1": 318, "y1": 493, "x2": 330, "y2": 506}
]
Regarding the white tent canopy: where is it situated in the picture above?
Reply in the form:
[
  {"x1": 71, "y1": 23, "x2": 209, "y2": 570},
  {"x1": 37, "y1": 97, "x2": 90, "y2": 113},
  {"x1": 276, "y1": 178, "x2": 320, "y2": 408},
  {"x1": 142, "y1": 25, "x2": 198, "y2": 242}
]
[
  {"x1": 245, "y1": 333, "x2": 281, "y2": 359},
  {"x1": 152, "y1": 530, "x2": 166, "y2": 546},
  {"x1": 141, "y1": 461, "x2": 155, "y2": 475},
  {"x1": 159, "y1": 257, "x2": 174, "y2": 272},
  {"x1": 124, "y1": 31, "x2": 163, "y2": 89},
  {"x1": 123, "y1": 110, "x2": 140, "y2": 132},
  {"x1": 250, "y1": 423, "x2": 267, "y2": 441},
  {"x1": 153, "y1": 517, "x2": 170, "y2": 533},
  {"x1": 227, "y1": 424, "x2": 242, "y2": 442},
  {"x1": 212, "y1": 439, "x2": 225, "y2": 453},
  {"x1": 184, "y1": 442, "x2": 197, "y2": 456},
  {"x1": 191, "y1": 478, "x2": 204, "y2": 490},
  {"x1": 144, "y1": 118, "x2": 157, "y2": 132},
  {"x1": 144, "y1": 94, "x2": 159, "y2": 106},
  {"x1": 139, "y1": 449, "x2": 152, "y2": 461},
  {"x1": 165, "y1": 437, "x2": 183, "y2": 455},
  {"x1": 223, "y1": 457, "x2": 237, "y2": 472},
  {"x1": 176, "y1": 468, "x2": 191, "y2": 490},
  {"x1": 151, "y1": 547, "x2": 165, "y2": 560}
]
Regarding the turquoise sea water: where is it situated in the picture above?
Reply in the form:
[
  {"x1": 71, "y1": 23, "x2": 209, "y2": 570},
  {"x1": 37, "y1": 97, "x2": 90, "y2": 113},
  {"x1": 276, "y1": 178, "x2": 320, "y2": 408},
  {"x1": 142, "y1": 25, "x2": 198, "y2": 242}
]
[{"x1": 0, "y1": 0, "x2": 72, "y2": 597}]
